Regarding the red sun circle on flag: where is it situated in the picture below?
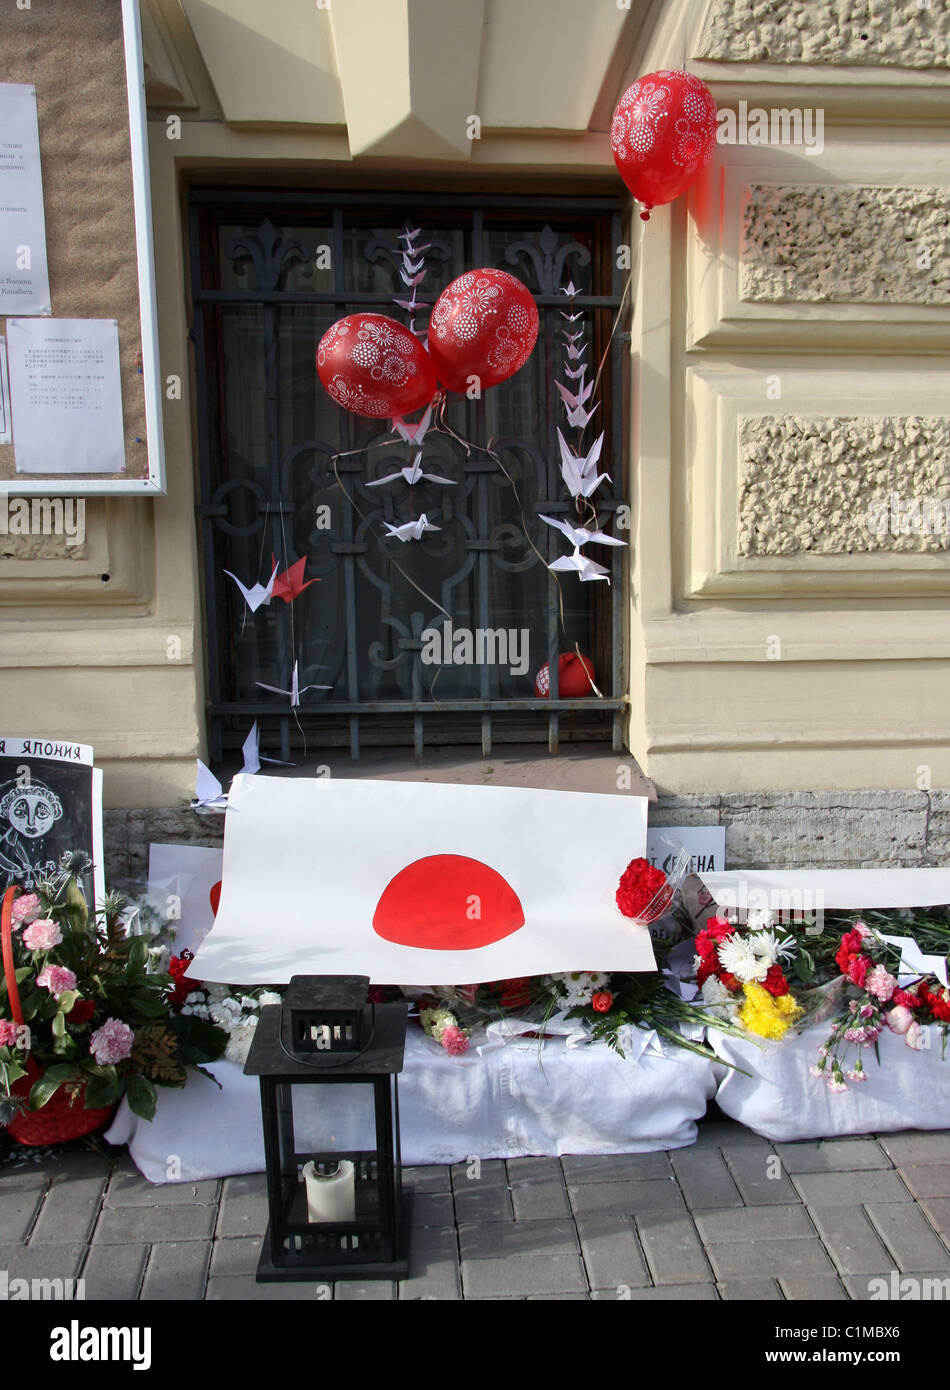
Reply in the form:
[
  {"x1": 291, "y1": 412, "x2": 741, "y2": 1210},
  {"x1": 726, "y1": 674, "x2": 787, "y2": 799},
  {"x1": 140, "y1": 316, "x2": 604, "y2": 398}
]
[{"x1": 372, "y1": 854, "x2": 525, "y2": 951}]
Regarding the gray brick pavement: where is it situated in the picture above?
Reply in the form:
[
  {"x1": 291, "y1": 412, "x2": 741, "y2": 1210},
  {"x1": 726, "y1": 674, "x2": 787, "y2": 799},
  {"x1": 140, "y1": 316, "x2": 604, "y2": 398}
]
[{"x1": 1, "y1": 1113, "x2": 948, "y2": 1300}]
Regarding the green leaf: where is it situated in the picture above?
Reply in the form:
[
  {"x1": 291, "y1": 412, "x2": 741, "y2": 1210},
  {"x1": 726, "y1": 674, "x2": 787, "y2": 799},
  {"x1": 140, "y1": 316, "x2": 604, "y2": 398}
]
[
  {"x1": 0, "y1": 1056, "x2": 27, "y2": 1089},
  {"x1": 127, "y1": 936, "x2": 148, "y2": 976},
  {"x1": 57, "y1": 991, "x2": 79, "y2": 1017},
  {"x1": 124, "y1": 1072, "x2": 156, "y2": 1121},
  {"x1": 168, "y1": 1015, "x2": 228, "y2": 1064},
  {"x1": 51, "y1": 1010, "x2": 66, "y2": 1038},
  {"x1": 28, "y1": 1064, "x2": 82, "y2": 1110},
  {"x1": 83, "y1": 1067, "x2": 124, "y2": 1109}
]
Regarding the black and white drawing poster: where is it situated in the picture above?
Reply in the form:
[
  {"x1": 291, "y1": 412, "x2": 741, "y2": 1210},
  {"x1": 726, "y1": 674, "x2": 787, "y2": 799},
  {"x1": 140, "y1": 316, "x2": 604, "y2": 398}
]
[{"x1": 0, "y1": 735, "x2": 104, "y2": 909}]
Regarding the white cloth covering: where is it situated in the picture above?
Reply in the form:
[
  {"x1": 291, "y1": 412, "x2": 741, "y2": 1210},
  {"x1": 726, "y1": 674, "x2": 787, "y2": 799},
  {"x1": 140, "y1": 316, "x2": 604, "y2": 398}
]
[
  {"x1": 105, "y1": 1025, "x2": 720, "y2": 1182},
  {"x1": 711, "y1": 1023, "x2": 950, "y2": 1141}
]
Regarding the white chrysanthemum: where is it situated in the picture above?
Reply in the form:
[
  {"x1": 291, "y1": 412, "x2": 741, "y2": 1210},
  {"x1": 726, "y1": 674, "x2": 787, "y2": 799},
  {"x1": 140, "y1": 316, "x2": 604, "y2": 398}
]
[
  {"x1": 748, "y1": 929, "x2": 797, "y2": 965},
  {"x1": 556, "y1": 971, "x2": 610, "y2": 1006},
  {"x1": 745, "y1": 907, "x2": 773, "y2": 931},
  {"x1": 258, "y1": 991, "x2": 282, "y2": 1007},
  {"x1": 700, "y1": 977, "x2": 740, "y2": 1016},
  {"x1": 717, "y1": 934, "x2": 768, "y2": 983}
]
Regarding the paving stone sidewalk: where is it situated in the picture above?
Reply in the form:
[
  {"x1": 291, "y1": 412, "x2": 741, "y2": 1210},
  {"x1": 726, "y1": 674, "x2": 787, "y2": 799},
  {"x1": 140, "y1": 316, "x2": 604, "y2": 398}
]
[{"x1": 2, "y1": 1116, "x2": 949, "y2": 1301}]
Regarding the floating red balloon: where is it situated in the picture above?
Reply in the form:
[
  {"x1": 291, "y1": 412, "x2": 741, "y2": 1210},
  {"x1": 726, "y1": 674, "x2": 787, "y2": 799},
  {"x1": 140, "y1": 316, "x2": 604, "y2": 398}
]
[
  {"x1": 534, "y1": 653, "x2": 596, "y2": 698},
  {"x1": 610, "y1": 69, "x2": 717, "y2": 219},
  {"x1": 316, "y1": 312, "x2": 436, "y2": 418},
  {"x1": 427, "y1": 268, "x2": 539, "y2": 395}
]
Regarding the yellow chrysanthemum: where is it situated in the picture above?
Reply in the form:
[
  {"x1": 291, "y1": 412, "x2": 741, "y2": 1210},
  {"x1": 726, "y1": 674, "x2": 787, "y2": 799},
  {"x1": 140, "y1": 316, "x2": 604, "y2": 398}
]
[{"x1": 738, "y1": 981, "x2": 803, "y2": 1040}]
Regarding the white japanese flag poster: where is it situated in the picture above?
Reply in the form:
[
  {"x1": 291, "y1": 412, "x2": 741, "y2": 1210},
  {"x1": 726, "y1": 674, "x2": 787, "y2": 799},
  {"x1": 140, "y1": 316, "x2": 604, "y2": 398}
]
[{"x1": 190, "y1": 776, "x2": 654, "y2": 985}]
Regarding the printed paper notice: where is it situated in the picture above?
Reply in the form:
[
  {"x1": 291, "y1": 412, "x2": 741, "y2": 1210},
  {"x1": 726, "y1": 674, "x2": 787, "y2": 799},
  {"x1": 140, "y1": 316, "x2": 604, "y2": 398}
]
[
  {"x1": 7, "y1": 318, "x2": 125, "y2": 474},
  {"x1": 0, "y1": 84, "x2": 51, "y2": 316}
]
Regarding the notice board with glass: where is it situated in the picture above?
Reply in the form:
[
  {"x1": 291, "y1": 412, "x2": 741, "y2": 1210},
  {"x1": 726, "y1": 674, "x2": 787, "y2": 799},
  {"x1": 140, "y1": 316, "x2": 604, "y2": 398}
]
[{"x1": 0, "y1": 0, "x2": 165, "y2": 494}]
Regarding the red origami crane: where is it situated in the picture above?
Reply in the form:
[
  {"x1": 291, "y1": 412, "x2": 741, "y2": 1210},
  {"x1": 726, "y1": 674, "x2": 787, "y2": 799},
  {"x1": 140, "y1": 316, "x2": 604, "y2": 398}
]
[{"x1": 271, "y1": 554, "x2": 319, "y2": 603}]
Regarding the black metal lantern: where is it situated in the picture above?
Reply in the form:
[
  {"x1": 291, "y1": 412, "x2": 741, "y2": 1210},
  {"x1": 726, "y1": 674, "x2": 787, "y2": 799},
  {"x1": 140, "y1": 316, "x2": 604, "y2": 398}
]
[{"x1": 244, "y1": 975, "x2": 410, "y2": 1282}]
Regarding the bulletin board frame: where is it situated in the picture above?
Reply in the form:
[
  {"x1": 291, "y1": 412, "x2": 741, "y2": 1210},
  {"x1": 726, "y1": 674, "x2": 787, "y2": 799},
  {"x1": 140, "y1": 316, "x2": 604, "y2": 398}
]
[{"x1": 0, "y1": 0, "x2": 166, "y2": 495}]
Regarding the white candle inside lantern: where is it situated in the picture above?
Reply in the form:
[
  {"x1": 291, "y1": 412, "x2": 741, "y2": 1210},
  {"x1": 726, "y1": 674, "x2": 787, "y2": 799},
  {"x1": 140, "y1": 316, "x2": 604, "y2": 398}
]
[{"x1": 302, "y1": 1160, "x2": 356, "y2": 1223}]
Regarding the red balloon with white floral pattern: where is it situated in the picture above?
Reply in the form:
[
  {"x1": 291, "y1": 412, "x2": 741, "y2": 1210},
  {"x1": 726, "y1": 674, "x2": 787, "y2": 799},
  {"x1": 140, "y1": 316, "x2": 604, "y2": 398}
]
[
  {"x1": 427, "y1": 268, "x2": 539, "y2": 395},
  {"x1": 316, "y1": 312, "x2": 437, "y2": 419},
  {"x1": 610, "y1": 69, "x2": 717, "y2": 219}
]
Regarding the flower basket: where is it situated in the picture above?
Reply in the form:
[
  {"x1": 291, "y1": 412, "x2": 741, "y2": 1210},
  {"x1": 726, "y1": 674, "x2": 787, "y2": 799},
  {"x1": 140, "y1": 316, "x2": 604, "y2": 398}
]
[
  {"x1": 2, "y1": 886, "x2": 115, "y2": 1146},
  {"x1": 5, "y1": 1055, "x2": 117, "y2": 1146}
]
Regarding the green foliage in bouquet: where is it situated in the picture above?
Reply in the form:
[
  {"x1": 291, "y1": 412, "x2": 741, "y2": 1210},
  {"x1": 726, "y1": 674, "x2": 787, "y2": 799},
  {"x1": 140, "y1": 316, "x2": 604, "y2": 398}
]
[{"x1": 0, "y1": 860, "x2": 227, "y2": 1124}]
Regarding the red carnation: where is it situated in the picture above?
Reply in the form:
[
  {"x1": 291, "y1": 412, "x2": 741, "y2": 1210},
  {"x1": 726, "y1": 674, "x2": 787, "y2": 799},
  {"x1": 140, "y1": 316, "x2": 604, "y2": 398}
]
[
  {"x1": 835, "y1": 929, "x2": 868, "y2": 976},
  {"x1": 892, "y1": 987, "x2": 922, "y2": 1011},
  {"x1": 919, "y1": 980, "x2": 950, "y2": 1023},
  {"x1": 592, "y1": 991, "x2": 613, "y2": 1013},
  {"x1": 846, "y1": 954, "x2": 871, "y2": 989},
  {"x1": 498, "y1": 978, "x2": 533, "y2": 1010},
  {"x1": 719, "y1": 971, "x2": 743, "y2": 994},
  {"x1": 761, "y1": 965, "x2": 789, "y2": 997},
  {"x1": 167, "y1": 951, "x2": 202, "y2": 1010},
  {"x1": 616, "y1": 858, "x2": 671, "y2": 922},
  {"x1": 696, "y1": 957, "x2": 718, "y2": 988},
  {"x1": 66, "y1": 998, "x2": 96, "y2": 1024},
  {"x1": 695, "y1": 916, "x2": 734, "y2": 963}
]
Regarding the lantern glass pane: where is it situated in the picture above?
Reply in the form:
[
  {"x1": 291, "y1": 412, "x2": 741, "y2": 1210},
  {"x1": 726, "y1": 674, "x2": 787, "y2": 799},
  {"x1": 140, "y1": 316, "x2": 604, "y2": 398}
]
[{"x1": 290, "y1": 1082, "x2": 377, "y2": 1157}]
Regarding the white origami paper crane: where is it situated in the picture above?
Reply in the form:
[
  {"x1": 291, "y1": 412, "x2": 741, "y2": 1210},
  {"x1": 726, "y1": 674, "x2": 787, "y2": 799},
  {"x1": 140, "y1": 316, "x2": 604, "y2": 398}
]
[
  {"x1": 390, "y1": 405, "x2": 433, "y2": 447},
  {"x1": 880, "y1": 932, "x2": 950, "y2": 989},
  {"x1": 256, "y1": 660, "x2": 331, "y2": 708},
  {"x1": 555, "y1": 376, "x2": 598, "y2": 430},
  {"x1": 557, "y1": 428, "x2": 611, "y2": 499},
  {"x1": 367, "y1": 451, "x2": 455, "y2": 489},
  {"x1": 223, "y1": 563, "x2": 278, "y2": 614},
  {"x1": 538, "y1": 514, "x2": 626, "y2": 550},
  {"x1": 382, "y1": 514, "x2": 442, "y2": 542},
  {"x1": 549, "y1": 548, "x2": 611, "y2": 583},
  {"x1": 192, "y1": 722, "x2": 269, "y2": 810}
]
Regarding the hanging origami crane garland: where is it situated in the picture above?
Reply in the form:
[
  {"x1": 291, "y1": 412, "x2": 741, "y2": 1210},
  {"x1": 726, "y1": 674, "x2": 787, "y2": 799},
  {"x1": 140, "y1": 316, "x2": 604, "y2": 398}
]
[
  {"x1": 217, "y1": 542, "x2": 328, "y2": 780},
  {"x1": 542, "y1": 282, "x2": 627, "y2": 585}
]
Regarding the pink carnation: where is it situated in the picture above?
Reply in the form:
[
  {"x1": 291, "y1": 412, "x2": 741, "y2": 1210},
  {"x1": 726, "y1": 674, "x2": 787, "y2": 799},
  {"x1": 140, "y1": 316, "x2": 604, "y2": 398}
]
[
  {"x1": 852, "y1": 920, "x2": 872, "y2": 939},
  {"x1": 440, "y1": 1024, "x2": 469, "y2": 1056},
  {"x1": 905, "y1": 1021, "x2": 926, "y2": 1051},
  {"x1": 0, "y1": 1019, "x2": 20, "y2": 1046},
  {"x1": 22, "y1": 918, "x2": 62, "y2": 952},
  {"x1": 89, "y1": 1018, "x2": 134, "y2": 1065},
  {"x1": 36, "y1": 964, "x2": 77, "y2": 998},
  {"x1": 887, "y1": 1005, "x2": 914, "y2": 1036},
  {"x1": 865, "y1": 966, "x2": 896, "y2": 1002},
  {"x1": 10, "y1": 893, "x2": 42, "y2": 928}
]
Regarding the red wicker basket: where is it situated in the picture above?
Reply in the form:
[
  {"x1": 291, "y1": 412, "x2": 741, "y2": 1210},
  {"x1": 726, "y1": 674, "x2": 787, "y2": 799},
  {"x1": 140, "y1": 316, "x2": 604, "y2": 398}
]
[{"x1": 2, "y1": 885, "x2": 117, "y2": 1146}]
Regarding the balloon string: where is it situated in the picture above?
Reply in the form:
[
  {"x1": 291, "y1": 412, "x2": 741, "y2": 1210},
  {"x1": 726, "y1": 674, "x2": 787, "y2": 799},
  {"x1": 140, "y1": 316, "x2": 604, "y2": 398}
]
[
  {"x1": 431, "y1": 396, "x2": 576, "y2": 663},
  {"x1": 330, "y1": 451, "x2": 452, "y2": 622}
]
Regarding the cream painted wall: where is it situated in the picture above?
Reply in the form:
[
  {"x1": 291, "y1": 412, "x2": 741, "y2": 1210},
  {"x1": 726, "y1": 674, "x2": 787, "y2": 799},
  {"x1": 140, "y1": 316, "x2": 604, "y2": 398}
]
[{"x1": 4, "y1": 0, "x2": 947, "y2": 806}]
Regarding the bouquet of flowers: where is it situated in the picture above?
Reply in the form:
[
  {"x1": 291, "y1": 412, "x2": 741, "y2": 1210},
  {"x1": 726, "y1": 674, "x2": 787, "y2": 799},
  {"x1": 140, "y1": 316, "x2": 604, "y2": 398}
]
[
  {"x1": 812, "y1": 915, "x2": 950, "y2": 1092},
  {"x1": 692, "y1": 909, "x2": 805, "y2": 1041},
  {"x1": 171, "y1": 968, "x2": 284, "y2": 1066},
  {"x1": 0, "y1": 859, "x2": 227, "y2": 1134}
]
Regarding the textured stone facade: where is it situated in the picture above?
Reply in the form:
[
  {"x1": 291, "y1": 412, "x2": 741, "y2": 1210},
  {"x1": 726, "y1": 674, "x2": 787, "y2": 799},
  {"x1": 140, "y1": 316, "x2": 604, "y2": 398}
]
[
  {"x1": 697, "y1": 0, "x2": 949, "y2": 67},
  {"x1": 103, "y1": 791, "x2": 946, "y2": 882},
  {"x1": 736, "y1": 414, "x2": 950, "y2": 556},
  {"x1": 741, "y1": 185, "x2": 950, "y2": 306}
]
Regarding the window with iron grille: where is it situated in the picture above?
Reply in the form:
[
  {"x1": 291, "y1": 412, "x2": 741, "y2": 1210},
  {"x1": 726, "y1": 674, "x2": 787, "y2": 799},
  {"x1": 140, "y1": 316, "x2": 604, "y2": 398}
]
[{"x1": 189, "y1": 190, "x2": 628, "y2": 762}]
